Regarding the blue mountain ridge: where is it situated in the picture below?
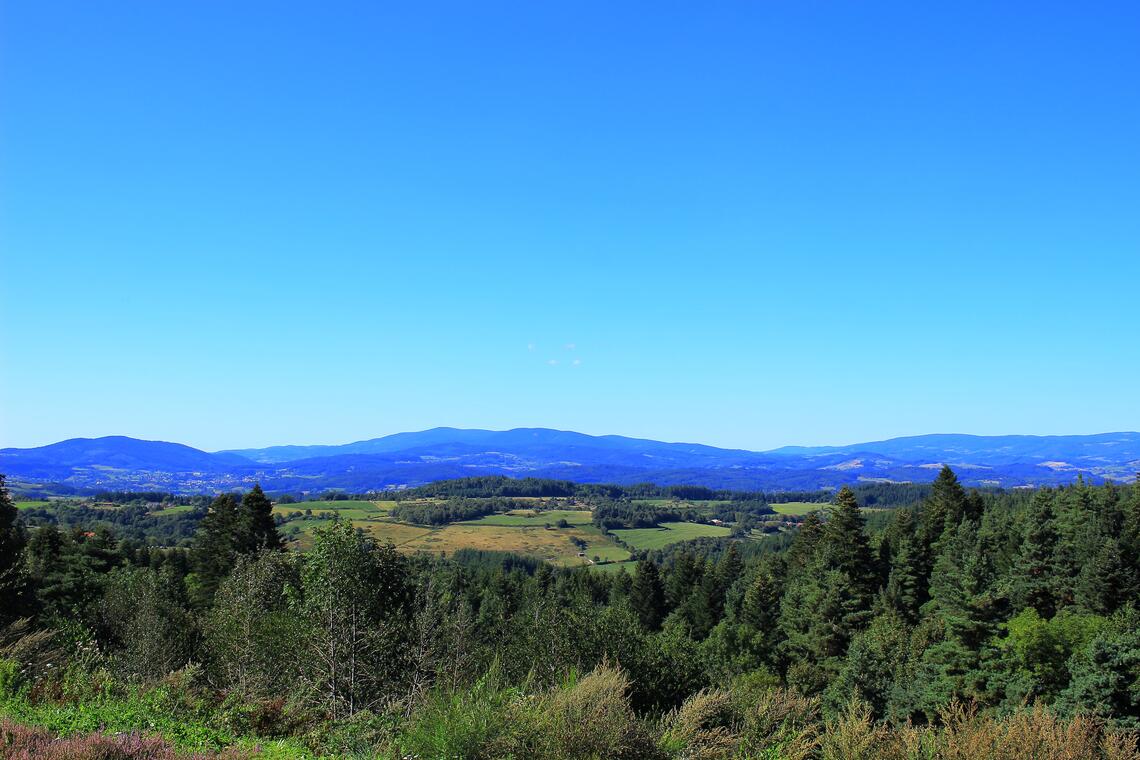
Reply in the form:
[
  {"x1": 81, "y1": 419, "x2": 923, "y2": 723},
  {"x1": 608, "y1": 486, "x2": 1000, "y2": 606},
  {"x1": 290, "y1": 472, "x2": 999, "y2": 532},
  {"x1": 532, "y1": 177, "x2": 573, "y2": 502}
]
[{"x1": 2, "y1": 428, "x2": 1138, "y2": 494}]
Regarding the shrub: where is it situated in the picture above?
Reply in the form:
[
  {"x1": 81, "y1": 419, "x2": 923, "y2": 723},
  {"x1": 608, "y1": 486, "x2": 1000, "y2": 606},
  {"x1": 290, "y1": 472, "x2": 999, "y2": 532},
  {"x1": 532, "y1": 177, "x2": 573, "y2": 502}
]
[
  {"x1": 658, "y1": 688, "x2": 739, "y2": 759},
  {"x1": 524, "y1": 664, "x2": 660, "y2": 760},
  {"x1": 737, "y1": 688, "x2": 820, "y2": 760}
]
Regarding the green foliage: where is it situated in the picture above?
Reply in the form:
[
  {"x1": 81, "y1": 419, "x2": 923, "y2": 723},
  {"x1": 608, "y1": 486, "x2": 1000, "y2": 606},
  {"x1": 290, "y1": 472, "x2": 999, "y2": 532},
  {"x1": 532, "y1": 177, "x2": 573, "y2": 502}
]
[
  {"x1": 203, "y1": 550, "x2": 301, "y2": 697},
  {"x1": 296, "y1": 518, "x2": 412, "y2": 719},
  {"x1": 0, "y1": 475, "x2": 32, "y2": 625},
  {"x1": 993, "y1": 608, "x2": 1107, "y2": 706},
  {"x1": 631, "y1": 558, "x2": 666, "y2": 630}
]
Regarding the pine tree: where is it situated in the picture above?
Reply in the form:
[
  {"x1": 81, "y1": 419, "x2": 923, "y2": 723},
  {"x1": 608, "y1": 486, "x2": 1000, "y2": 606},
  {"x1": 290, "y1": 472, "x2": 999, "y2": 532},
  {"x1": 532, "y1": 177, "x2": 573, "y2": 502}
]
[
  {"x1": 914, "y1": 520, "x2": 1004, "y2": 715},
  {"x1": 717, "y1": 543, "x2": 744, "y2": 589},
  {"x1": 665, "y1": 551, "x2": 701, "y2": 611},
  {"x1": 776, "y1": 486, "x2": 878, "y2": 693},
  {"x1": 824, "y1": 608, "x2": 912, "y2": 719},
  {"x1": 1118, "y1": 477, "x2": 1140, "y2": 595},
  {"x1": 919, "y1": 466, "x2": 969, "y2": 544},
  {"x1": 682, "y1": 560, "x2": 723, "y2": 639},
  {"x1": 188, "y1": 493, "x2": 241, "y2": 606},
  {"x1": 631, "y1": 558, "x2": 666, "y2": 631},
  {"x1": 785, "y1": 510, "x2": 823, "y2": 569},
  {"x1": 1075, "y1": 538, "x2": 1130, "y2": 615},
  {"x1": 819, "y1": 486, "x2": 877, "y2": 602},
  {"x1": 1011, "y1": 490, "x2": 1060, "y2": 618},
  {"x1": 740, "y1": 563, "x2": 781, "y2": 634},
  {"x1": 238, "y1": 484, "x2": 282, "y2": 552},
  {"x1": 884, "y1": 532, "x2": 922, "y2": 623}
]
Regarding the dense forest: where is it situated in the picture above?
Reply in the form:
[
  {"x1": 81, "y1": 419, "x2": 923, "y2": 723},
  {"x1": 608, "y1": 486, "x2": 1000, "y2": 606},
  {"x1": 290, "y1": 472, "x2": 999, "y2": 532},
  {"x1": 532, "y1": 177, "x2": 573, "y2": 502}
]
[{"x1": 3, "y1": 469, "x2": 1140, "y2": 758}]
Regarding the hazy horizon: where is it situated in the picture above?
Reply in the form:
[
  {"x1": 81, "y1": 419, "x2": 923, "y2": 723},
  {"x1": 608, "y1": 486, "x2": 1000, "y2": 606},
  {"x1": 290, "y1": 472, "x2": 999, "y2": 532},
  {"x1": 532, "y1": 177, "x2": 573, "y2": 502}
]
[{"x1": 6, "y1": 425, "x2": 1140, "y2": 456}]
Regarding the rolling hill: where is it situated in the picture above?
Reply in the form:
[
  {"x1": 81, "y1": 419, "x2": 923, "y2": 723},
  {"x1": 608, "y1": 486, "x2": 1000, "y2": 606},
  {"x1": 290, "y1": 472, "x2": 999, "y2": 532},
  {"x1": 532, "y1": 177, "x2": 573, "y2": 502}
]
[{"x1": 2, "y1": 429, "x2": 1137, "y2": 494}]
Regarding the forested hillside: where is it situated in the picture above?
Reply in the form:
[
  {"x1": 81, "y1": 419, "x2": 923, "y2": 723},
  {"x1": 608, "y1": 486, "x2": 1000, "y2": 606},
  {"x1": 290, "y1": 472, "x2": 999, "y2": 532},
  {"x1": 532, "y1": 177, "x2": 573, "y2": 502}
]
[{"x1": 3, "y1": 469, "x2": 1140, "y2": 758}]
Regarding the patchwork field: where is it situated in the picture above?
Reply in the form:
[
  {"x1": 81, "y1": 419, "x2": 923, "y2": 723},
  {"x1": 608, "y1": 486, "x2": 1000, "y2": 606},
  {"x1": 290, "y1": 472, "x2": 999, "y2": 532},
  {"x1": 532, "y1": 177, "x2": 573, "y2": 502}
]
[
  {"x1": 398, "y1": 524, "x2": 627, "y2": 566},
  {"x1": 272, "y1": 498, "x2": 750, "y2": 566},
  {"x1": 150, "y1": 505, "x2": 193, "y2": 516},
  {"x1": 610, "y1": 521, "x2": 731, "y2": 550},
  {"x1": 459, "y1": 509, "x2": 593, "y2": 527},
  {"x1": 771, "y1": 501, "x2": 827, "y2": 516},
  {"x1": 14, "y1": 500, "x2": 51, "y2": 510},
  {"x1": 272, "y1": 500, "x2": 393, "y2": 519}
]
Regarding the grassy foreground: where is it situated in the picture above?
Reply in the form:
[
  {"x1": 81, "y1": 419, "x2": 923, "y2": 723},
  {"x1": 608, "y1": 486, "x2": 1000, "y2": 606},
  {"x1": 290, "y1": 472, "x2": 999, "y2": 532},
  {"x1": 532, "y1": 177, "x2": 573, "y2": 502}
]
[{"x1": 3, "y1": 663, "x2": 1139, "y2": 759}]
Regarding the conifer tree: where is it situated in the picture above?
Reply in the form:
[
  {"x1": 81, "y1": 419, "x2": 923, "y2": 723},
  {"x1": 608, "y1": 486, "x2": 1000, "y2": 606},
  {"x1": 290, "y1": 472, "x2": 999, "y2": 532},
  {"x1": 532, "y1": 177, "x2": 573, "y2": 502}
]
[
  {"x1": 238, "y1": 484, "x2": 282, "y2": 552},
  {"x1": 819, "y1": 486, "x2": 877, "y2": 602},
  {"x1": 1011, "y1": 490, "x2": 1060, "y2": 618},
  {"x1": 740, "y1": 563, "x2": 781, "y2": 634},
  {"x1": 914, "y1": 519, "x2": 1004, "y2": 714},
  {"x1": 883, "y1": 532, "x2": 922, "y2": 623},
  {"x1": 188, "y1": 493, "x2": 241, "y2": 606},
  {"x1": 776, "y1": 486, "x2": 877, "y2": 693},
  {"x1": 1075, "y1": 538, "x2": 1130, "y2": 615},
  {"x1": 919, "y1": 466, "x2": 969, "y2": 540},
  {"x1": 631, "y1": 557, "x2": 666, "y2": 631},
  {"x1": 785, "y1": 510, "x2": 823, "y2": 569},
  {"x1": 665, "y1": 551, "x2": 701, "y2": 611}
]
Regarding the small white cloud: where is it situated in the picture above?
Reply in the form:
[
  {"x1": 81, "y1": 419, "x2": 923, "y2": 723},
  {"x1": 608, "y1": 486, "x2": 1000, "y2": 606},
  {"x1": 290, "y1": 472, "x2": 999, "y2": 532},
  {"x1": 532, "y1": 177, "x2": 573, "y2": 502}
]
[
  {"x1": 572, "y1": 358, "x2": 581, "y2": 366},
  {"x1": 547, "y1": 359, "x2": 559, "y2": 366},
  {"x1": 527, "y1": 343, "x2": 536, "y2": 352},
  {"x1": 564, "y1": 343, "x2": 576, "y2": 351}
]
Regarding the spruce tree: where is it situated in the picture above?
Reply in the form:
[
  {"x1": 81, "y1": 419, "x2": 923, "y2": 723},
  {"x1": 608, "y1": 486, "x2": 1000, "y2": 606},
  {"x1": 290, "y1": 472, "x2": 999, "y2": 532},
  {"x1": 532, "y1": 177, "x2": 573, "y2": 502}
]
[
  {"x1": 884, "y1": 532, "x2": 922, "y2": 623},
  {"x1": 631, "y1": 558, "x2": 666, "y2": 630},
  {"x1": 188, "y1": 493, "x2": 241, "y2": 606},
  {"x1": 1075, "y1": 538, "x2": 1130, "y2": 615},
  {"x1": 776, "y1": 486, "x2": 878, "y2": 692},
  {"x1": 819, "y1": 486, "x2": 877, "y2": 602},
  {"x1": 785, "y1": 510, "x2": 824, "y2": 569},
  {"x1": 915, "y1": 466, "x2": 969, "y2": 581},
  {"x1": 238, "y1": 484, "x2": 282, "y2": 552},
  {"x1": 1011, "y1": 490, "x2": 1060, "y2": 618},
  {"x1": 914, "y1": 519, "x2": 1004, "y2": 715},
  {"x1": 665, "y1": 551, "x2": 701, "y2": 611},
  {"x1": 740, "y1": 563, "x2": 781, "y2": 634}
]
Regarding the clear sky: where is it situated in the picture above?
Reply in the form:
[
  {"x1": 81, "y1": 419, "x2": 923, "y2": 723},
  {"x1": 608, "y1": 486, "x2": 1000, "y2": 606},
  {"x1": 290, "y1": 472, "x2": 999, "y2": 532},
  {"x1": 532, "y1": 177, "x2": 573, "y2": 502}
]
[{"x1": 2, "y1": 2, "x2": 1138, "y2": 452}]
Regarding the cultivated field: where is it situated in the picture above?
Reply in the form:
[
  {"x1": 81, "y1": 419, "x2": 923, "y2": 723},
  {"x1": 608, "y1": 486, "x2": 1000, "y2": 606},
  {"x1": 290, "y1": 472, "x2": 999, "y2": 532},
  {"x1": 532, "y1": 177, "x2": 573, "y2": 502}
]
[
  {"x1": 399, "y1": 524, "x2": 626, "y2": 566},
  {"x1": 610, "y1": 521, "x2": 731, "y2": 550},
  {"x1": 771, "y1": 501, "x2": 827, "y2": 516},
  {"x1": 459, "y1": 509, "x2": 593, "y2": 527},
  {"x1": 274, "y1": 499, "x2": 631, "y2": 566},
  {"x1": 150, "y1": 505, "x2": 193, "y2": 516}
]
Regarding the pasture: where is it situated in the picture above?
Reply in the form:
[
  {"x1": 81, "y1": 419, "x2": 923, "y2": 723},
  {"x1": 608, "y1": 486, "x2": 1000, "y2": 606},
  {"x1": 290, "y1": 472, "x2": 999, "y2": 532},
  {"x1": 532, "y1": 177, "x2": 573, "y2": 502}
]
[
  {"x1": 14, "y1": 500, "x2": 52, "y2": 510},
  {"x1": 771, "y1": 501, "x2": 827, "y2": 516},
  {"x1": 272, "y1": 500, "x2": 392, "y2": 520},
  {"x1": 459, "y1": 509, "x2": 593, "y2": 527},
  {"x1": 398, "y1": 523, "x2": 630, "y2": 567},
  {"x1": 590, "y1": 559, "x2": 638, "y2": 574},
  {"x1": 150, "y1": 505, "x2": 194, "y2": 516},
  {"x1": 610, "y1": 521, "x2": 731, "y2": 550}
]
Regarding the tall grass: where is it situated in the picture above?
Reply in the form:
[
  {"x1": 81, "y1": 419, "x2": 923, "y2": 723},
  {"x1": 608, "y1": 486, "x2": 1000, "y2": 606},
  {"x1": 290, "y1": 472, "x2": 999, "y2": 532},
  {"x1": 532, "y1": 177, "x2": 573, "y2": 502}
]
[{"x1": 5, "y1": 660, "x2": 1140, "y2": 759}]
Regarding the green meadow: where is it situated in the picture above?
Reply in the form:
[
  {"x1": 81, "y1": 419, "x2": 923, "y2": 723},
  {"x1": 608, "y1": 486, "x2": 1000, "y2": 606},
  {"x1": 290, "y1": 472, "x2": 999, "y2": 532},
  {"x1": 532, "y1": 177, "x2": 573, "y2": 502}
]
[{"x1": 609, "y1": 521, "x2": 731, "y2": 550}]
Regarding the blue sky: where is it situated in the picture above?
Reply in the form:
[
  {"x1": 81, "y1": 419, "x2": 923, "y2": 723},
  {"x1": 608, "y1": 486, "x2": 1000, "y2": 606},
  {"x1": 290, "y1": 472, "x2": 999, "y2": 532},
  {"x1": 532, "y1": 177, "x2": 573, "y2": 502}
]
[{"x1": 2, "y1": 2, "x2": 1138, "y2": 451}]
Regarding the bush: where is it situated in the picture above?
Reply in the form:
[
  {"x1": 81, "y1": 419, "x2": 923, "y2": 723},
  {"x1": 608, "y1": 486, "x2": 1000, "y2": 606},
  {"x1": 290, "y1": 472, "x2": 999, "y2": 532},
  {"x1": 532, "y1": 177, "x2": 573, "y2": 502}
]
[{"x1": 524, "y1": 665, "x2": 660, "y2": 760}]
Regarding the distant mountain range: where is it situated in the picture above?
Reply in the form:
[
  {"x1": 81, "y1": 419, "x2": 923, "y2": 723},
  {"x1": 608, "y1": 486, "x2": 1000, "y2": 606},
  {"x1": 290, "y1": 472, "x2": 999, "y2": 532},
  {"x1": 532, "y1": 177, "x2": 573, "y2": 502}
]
[{"x1": 2, "y1": 428, "x2": 1138, "y2": 494}]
